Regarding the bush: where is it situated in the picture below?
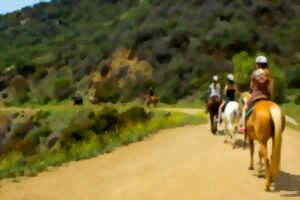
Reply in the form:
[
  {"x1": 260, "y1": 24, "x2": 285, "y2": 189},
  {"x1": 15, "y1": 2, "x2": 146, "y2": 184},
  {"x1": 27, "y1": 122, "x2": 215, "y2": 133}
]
[
  {"x1": 25, "y1": 123, "x2": 52, "y2": 145},
  {"x1": 233, "y1": 51, "x2": 254, "y2": 91},
  {"x1": 60, "y1": 107, "x2": 121, "y2": 148},
  {"x1": 295, "y1": 93, "x2": 300, "y2": 105},
  {"x1": 92, "y1": 107, "x2": 121, "y2": 134},
  {"x1": 94, "y1": 78, "x2": 120, "y2": 103},
  {"x1": 119, "y1": 106, "x2": 149, "y2": 124},
  {"x1": 34, "y1": 67, "x2": 48, "y2": 81},
  {"x1": 12, "y1": 75, "x2": 30, "y2": 103},
  {"x1": 286, "y1": 64, "x2": 300, "y2": 88},
  {"x1": 52, "y1": 78, "x2": 74, "y2": 100},
  {"x1": 269, "y1": 62, "x2": 286, "y2": 102}
]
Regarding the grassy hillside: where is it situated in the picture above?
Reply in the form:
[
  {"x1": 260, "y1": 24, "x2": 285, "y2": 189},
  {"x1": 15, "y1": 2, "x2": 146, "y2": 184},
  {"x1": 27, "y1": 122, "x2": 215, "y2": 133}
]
[{"x1": 0, "y1": 0, "x2": 299, "y2": 104}]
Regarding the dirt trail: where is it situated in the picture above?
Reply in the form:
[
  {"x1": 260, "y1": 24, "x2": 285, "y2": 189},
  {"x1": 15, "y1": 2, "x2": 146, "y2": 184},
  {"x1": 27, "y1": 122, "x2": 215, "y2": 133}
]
[{"x1": 0, "y1": 109, "x2": 300, "y2": 200}]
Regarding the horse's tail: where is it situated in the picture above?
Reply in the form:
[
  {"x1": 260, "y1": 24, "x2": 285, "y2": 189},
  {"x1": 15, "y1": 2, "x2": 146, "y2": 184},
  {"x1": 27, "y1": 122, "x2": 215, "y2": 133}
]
[{"x1": 270, "y1": 105, "x2": 285, "y2": 178}]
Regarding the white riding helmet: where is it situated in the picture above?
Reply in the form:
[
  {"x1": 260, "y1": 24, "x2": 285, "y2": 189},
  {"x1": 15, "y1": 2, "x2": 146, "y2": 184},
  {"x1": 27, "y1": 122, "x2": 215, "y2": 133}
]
[
  {"x1": 227, "y1": 74, "x2": 234, "y2": 81},
  {"x1": 256, "y1": 56, "x2": 268, "y2": 64},
  {"x1": 213, "y1": 75, "x2": 218, "y2": 81}
]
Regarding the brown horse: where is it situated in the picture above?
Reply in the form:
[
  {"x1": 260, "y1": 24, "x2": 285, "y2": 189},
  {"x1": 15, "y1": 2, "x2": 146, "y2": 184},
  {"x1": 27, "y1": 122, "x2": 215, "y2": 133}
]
[
  {"x1": 207, "y1": 95, "x2": 221, "y2": 134},
  {"x1": 241, "y1": 92, "x2": 285, "y2": 191},
  {"x1": 144, "y1": 95, "x2": 158, "y2": 107},
  {"x1": 89, "y1": 96, "x2": 99, "y2": 104}
]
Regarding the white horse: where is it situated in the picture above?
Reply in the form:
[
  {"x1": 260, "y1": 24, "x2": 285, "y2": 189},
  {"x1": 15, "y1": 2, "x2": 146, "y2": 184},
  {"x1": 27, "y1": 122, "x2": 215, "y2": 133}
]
[{"x1": 221, "y1": 101, "x2": 241, "y2": 148}]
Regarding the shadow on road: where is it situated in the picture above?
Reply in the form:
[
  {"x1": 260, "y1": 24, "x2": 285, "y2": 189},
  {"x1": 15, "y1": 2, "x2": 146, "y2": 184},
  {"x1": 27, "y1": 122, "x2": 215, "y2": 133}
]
[
  {"x1": 234, "y1": 139, "x2": 249, "y2": 149},
  {"x1": 274, "y1": 171, "x2": 300, "y2": 198}
]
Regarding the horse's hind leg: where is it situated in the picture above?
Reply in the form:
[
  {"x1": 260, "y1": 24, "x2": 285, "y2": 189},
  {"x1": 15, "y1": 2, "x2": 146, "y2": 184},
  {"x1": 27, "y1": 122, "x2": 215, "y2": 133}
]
[
  {"x1": 259, "y1": 142, "x2": 271, "y2": 191},
  {"x1": 249, "y1": 138, "x2": 254, "y2": 170},
  {"x1": 210, "y1": 114, "x2": 216, "y2": 134}
]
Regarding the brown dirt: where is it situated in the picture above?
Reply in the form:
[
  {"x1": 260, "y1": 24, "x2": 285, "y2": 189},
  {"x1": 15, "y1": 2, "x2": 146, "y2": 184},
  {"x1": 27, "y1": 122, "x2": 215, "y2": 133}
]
[{"x1": 0, "y1": 109, "x2": 300, "y2": 200}]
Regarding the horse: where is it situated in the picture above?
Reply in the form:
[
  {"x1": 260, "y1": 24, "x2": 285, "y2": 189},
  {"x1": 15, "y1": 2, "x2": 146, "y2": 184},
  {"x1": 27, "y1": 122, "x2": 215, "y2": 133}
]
[
  {"x1": 89, "y1": 96, "x2": 99, "y2": 104},
  {"x1": 241, "y1": 92, "x2": 285, "y2": 191},
  {"x1": 72, "y1": 96, "x2": 83, "y2": 105},
  {"x1": 221, "y1": 101, "x2": 241, "y2": 147},
  {"x1": 143, "y1": 95, "x2": 158, "y2": 108},
  {"x1": 207, "y1": 95, "x2": 221, "y2": 134}
]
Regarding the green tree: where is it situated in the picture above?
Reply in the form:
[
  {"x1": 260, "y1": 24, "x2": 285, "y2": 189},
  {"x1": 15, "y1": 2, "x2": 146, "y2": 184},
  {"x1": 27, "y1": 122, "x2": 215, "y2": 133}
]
[
  {"x1": 233, "y1": 51, "x2": 254, "y2": 91},
  {"x1": 52, "y1": 78, "x2": 74, "y2": 100}
]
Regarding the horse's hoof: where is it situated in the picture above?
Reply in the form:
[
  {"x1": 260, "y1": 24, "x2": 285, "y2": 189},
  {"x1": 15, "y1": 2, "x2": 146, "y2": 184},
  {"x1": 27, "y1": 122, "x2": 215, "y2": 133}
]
[
  {"x1": 258, "y1": 173, "x2": 264, "y2": 178},
  {"x1": 224, "y1": 140, "x2": 227, "y2": 144},
  {"x1": 248, "y1": 166, "x2": 254, "y2": 170},
  {"x1": 264, "y1": 186, "x2": 270, "y2": 192}
]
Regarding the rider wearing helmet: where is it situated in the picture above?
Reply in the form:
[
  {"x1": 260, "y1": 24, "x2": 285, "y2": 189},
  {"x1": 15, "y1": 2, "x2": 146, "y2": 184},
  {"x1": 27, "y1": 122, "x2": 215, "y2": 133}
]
[
  {"x1": 240, "y1": 55, "x2": 274, "y2": 132},
  {"x1": 205, "y1": 76, "x2": 221, "y2": 113},
  {"x1": 217, "y1": 74, "x2": 240, "y2": 123},
  {"x1": 149, "y1": 86, "x2": 154, "y2": 97}
]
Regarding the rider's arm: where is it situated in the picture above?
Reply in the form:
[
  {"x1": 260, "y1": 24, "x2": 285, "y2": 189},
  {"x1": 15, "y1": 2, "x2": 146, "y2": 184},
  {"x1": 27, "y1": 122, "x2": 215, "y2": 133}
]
[
  {"x1": 223, "y1": 85, "x2": 227, "y2": 96},
  {"x1": 250, "y1": 79, "x2": 254, "y2": 91},
  {"x1": 264, "y1": 69, "x2": 274, "y2": 99},
  {"x1": 235, "y1": 85, "x2": 241, "y2": 95},
  {"x1": 268, "y1": 73, "x2": 274, "y2": 99}
]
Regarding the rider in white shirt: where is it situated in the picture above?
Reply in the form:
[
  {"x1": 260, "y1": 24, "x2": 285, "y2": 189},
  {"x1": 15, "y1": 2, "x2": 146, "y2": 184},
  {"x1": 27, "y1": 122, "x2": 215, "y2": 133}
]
[{"x1": 205, "y1": 76, "x2": 221, "y2": 113}]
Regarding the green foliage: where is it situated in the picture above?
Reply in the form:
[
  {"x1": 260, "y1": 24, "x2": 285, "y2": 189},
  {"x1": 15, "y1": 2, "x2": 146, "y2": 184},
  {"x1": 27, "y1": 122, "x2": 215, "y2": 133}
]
[
  {"x1": 26, "y1": 123, "x2": 52, "y2": 145},
  {"x1": 11, "y1": 76, "x2": 30, "y2": 104},
  {"x1": 119, "y1": 106, "x2": 149, "y2": 124},
  {"x1": 33, "y1": 53, "x2": 57, "y2": 66},
  {"x1": 0, "y1": 0, "x2": 299, "y2": 103},
  {"x1": 94, "y1": 79, "x2": 120, "y2": 103},
  {"x1": 295, "y1": 93, "x2": 300, "y2": 105},
  {"x1": 269, "y1": 62, "x2": 286, "y2": 102},
  {"x1": 233, "y1": 52, "x2": 254, "y2": 90},
  {"x1": 34, "y1": 67, "x2": 48, "y2": 81},
  {"x1": 0, "y1": 110, "x2": 207, "y2": 179},
  {"x1": 286, "y1": 64, "x2": 300, "y2": 88},
  {"x1": 52, "y1": 78, "x2": 74, "y2": 100}
]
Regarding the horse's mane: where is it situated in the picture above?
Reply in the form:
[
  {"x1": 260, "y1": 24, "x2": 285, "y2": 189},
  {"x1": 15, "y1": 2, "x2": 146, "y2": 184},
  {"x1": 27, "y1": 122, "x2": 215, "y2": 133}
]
[{"x1": 241, "y1": 92, "x2": 251, "y2": 99}]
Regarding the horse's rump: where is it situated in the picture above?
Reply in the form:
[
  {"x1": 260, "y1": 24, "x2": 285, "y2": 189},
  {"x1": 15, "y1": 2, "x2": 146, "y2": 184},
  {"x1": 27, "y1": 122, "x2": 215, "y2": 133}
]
[{"x1": 208, "y1": 96, "x2": 221, "y2": 115}]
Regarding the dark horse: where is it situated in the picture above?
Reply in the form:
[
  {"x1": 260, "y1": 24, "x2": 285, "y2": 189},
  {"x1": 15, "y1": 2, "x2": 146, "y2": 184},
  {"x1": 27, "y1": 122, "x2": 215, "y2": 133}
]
[
  {"x1": 208, "y1": 95, "x2": 221, "y2": 134},
  {"x1": 72, "y1": 95, "x2": 83, "y2": 105}
]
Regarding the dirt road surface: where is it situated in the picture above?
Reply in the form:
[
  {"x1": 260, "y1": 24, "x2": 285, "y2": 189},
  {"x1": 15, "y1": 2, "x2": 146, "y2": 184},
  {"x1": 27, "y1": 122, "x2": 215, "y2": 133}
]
[{"x1": 0, "y1": 109, "x2": 299, "y2": 200}]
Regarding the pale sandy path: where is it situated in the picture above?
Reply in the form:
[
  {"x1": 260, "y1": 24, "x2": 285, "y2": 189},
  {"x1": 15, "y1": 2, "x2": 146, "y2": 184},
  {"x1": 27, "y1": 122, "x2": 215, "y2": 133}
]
[{"x1": 0, "y1": 109, "x2": 300, "y2": 200}]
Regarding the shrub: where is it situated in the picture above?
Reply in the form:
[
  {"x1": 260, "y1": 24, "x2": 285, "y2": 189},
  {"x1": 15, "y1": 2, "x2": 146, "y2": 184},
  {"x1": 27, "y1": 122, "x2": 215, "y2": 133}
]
[
  {"x1": 295, "y1": 93, "x2": 300, "y2": 105},
  {"x1": 119, "y1": 106, "x2": 149, "y2": 124},
  {"x1": 52, "y1": 78, "x2": 74, "y2": 100},
  {"x1": 34, "y1": 67, "x2": 48, "y2": 81},
  {"x1": 25, "y1": 123, "x2": 52, "y2": 145},
  {"x1": 286, "y1": 64, "x2": 300, "y2": 88},
  {"x1": 12, "y1": 75, "x2": 30, "y2": 103},
  {"x1": 94, "y1": 78, "x2": 120, "y2": 103},
  {"x1": 233, "y1": 51, "x2": 254, "y2": 91},
  {"x1": 92, "y1": 107, "x2": 121, "y2": 134}
]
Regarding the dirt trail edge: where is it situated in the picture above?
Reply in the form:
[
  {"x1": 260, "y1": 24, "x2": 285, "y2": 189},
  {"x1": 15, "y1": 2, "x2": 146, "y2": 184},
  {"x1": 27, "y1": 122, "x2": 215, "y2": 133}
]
[{"x1": 0, "y1": 108, "x2": 300, "y2": 200}]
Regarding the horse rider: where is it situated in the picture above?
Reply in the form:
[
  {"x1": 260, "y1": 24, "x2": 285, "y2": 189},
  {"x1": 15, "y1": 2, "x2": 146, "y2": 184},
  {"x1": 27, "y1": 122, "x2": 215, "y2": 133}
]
[
  {"x1": 239, "y1": 55, "x2": 274, "y2": 133},
  {"x1": 217, "y1": 74, "x2": 240, "y2": 123},
  {"x1": 205, "y1": 75, "x2": 221, "y2": 113},
  {"x1": 149, "y1": 86, "x2": 154, "y2": 99}
]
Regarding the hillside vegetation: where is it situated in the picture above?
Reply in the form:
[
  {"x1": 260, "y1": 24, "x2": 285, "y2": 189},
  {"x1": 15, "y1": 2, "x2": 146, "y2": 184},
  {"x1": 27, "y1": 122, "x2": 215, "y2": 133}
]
[{"x1": 0, "y1": 0, "x2": 299, "y2": 104}]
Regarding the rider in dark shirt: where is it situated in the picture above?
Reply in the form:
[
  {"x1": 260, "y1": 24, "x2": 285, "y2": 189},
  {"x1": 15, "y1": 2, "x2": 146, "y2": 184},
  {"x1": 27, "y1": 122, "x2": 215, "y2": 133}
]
[
  {"x1": 149, "y1": 87, "x2": 154, "y2": 97},
  {"x1": 217, "y1": 74, "x2": 240, "y2": 123}
]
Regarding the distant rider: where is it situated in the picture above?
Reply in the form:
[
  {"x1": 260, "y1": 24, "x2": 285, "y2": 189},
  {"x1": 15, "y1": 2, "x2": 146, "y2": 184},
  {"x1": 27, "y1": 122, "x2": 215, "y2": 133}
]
[{"x1": 205, "y1": 76, "x2": 221, "y2": 113}]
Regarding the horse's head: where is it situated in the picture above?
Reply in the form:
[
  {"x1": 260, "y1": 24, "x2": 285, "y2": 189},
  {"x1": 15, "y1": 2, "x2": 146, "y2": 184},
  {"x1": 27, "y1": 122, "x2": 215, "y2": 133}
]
[{"x1": 240, "y1": 92, "x2": 251, "y2": 105}]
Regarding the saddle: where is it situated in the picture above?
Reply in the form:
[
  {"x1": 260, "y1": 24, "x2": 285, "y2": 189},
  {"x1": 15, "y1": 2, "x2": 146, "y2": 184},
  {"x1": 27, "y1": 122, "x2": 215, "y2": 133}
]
[{"x1": 246, "y1": 98, "x2": 266, "y2": 119}]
